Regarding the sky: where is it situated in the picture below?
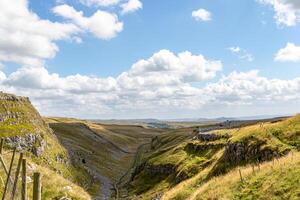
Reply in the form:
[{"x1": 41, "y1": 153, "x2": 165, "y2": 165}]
[{"x1": 0, "y1": 0, "x2": 300, "y2": 119}]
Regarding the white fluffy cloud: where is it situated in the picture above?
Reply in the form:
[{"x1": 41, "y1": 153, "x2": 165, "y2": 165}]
[
  {"x1": 0, "y1": 0, "x2": 125, "y2": 67},
  {"x1": 121, "y1": 0, "x2": 143, "y2": 14},
  {"x1": 275, "y1": 43, "x2": 300, "y2": 62},
  {"x1": 53, "y1": 4, "x2": 123, "y2": 40},
  {"x1": 0, "y1": 0, "x2": 80, "y2": 66},
  {"x1": 228, "y1": 46, "x2": 254, "y2": 62},
  {"x1": 79, "y1": 0, "x2": 120, "y2": 7},
  {"x1": 192, "y1": 9, "x2": 212, "y2": 21},
  {"x1": 120, "y1": 50, "x2": 222, "y2": 86},
  {"x1": 4, "y1": 66, "x2": 117, "y2": 93},
  {"x1": 204, "y1": 70, "x2": 300, "y2": 104},
  {"x1": 1, "y1": 49, "x2": 299, "y2": 118},
  {"x1": 259, "y1": 0, "x2": 300, "y2": 26}
]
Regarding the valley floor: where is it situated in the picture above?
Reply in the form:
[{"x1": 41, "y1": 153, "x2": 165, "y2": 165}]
[{"x1": 47, "y1": 118, "x2": 164, "y2": 199}]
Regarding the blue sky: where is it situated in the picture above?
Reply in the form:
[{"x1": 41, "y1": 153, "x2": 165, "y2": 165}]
[
  {"x1": 36, "y1": 0, "x2": 300, "y2": 79},
  {"x1": 0, "y1": 0, "x2": 300, "y2": 119}
]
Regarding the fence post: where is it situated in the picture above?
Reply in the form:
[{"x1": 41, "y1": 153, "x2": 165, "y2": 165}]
[
  {"x1": 0, "y1": 139, "x2": 3, "y2": 154},
  {"x1": 33, "y1": 172, "x2": 41, "y2": 200},
  {"x1": 0, "y1": 139, "x2": 13, "y2": 183},
  {"x1": 12, "y1": 153, "x2": 23, "y2": 199},
  {"x1": 2, "y1": 147, "x2": 16, "y2": 200},
  {"x1": 21, "y1": 159, "x2": 27, "y2": 200},
  {"x1": 0, "y1": 139, "x2": 9, "y2": 175},
  {"x1": 239, "y1": 169, "x2": 243, "y2": 182},
  {"x1": 114, "y1": 183, "x2": 119, "y2": 200}
]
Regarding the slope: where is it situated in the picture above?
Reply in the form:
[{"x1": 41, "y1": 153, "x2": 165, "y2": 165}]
[
  {"x1": 125, "y1": 115, "x2": 300, "y2": 199},
  {"x1": 0, "y1": 92, "x2": 91, "y2": 199},
  {"x1": 48, "y1": 118, "x2": 165, "y2": 199}
]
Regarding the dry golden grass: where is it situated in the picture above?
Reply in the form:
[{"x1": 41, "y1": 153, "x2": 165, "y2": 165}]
[
  {"x1": 161, "y1": 151, "x2": 300, "y2": 200},
  {"x1": 0, "y1": 151, "x2": 91, "y2": 200},
  {"x1": 161, "y1": 150, "x2": 225, "y2": 200}
]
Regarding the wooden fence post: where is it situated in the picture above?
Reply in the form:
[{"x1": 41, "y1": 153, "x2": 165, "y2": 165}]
[
  {"x1": 21, "y1": 159, "x2": 27, "y2": 200},
  {"x1": 239, "y1": 169, "x2": 243, "y2": 182},
  {"x1": 0, "y1": 139, "x2": 13, "y2": 183},
  {"x1": 33, "y1": 172, "x2": 41, "y2": 200},
  {"x1": 12, "y1": 153, "x2": 23, "y2": 199},
  {"x1": 0, "y1": 139, "x2": 3, "y2": 154},
  {"x1": 114, "y1": 183, "x2": 119, "y2": 200},
  {"x1": 2, "y1": 147, "x2": 16, "y2": 200}
]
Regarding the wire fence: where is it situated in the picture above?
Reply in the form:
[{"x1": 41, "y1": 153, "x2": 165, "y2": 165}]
[{"x1": 0, "y1": 139, "x2": 41, "y2": 200}]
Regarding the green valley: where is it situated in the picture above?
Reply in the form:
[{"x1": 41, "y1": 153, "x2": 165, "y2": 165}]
[{"x1": 0, "y1": 92, "x2": 300, "y2": 200}]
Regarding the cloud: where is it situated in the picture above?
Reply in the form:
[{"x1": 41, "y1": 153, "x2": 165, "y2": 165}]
[
  {"x1": 204, "y1": 70, "x2": 300, "y2": 105},
  {"x1": 2, "y1": 49, "x2": 220, "y2": 94},
  {"x1": 228, "y1": 47, "x2": 241, "y2": 53},
  {"x1": 79, "y1": 0, "x2": 120, "y2": 7},
  {"x1": 0, "y1": 0, "x2": 80, "y2": 66},
  {"x1": 53, "y1": 4, "x2": 123, "y2": 40},
  {"x1": 4, "y1": 66, "x2": 117, "y2": 93},
  {"x1": 0, "y1": 49, "x2": 222, "y2": 117},
  {"x1": 228, "y1": 46, "x2": 254, "y2": 62},
  {"x1": 121, "y1": 0, "x2": 143, "y2": 14},
  {"x1": 275, "y1": 42, "x2": 300, "y2": 62},
  {"x1": 258, "y1": 0, "x2": 300, "y2": 26},
  {"x1": 192, "y1": 9, "x2": 212, "y2": 21},
  {"x1": 1, "y1": 48, "x2": 299, "y2": 118},
  {"x1": 117, "y1": 50, "x2": 222, "y2": 90}
]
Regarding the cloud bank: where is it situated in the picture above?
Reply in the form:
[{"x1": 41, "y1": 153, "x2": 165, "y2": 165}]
[{"x1": 1, "y1": 49, "x2": 299, "y2": 118}]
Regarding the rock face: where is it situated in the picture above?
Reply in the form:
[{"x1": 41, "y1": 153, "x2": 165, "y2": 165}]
[
  {"x1": 197, "y1": 132, "x2": 229, "y2": 142},
  {"x1": 145, "y1": 163, "x2": 175, "y2": 177},
  {"x1": 185, "y1": 142, "x2": 224, "y2": 153},
  {"x1": 0, "y1": 92, "x2": 54, "y2": 157},
  {"x1": 224, "y1": 142, "x2": 281, "y2": 163},
  {"x1": 5, "y1": 134, "x2": 46, "y2": 156}
]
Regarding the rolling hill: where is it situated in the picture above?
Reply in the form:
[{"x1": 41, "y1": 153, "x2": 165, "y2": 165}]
[
  {"x1": 1, "y1": 91, "x2": 299, "y2": 200},
  {"x1": 122, "y1": 115, "x2": 300, "y2": 200}
]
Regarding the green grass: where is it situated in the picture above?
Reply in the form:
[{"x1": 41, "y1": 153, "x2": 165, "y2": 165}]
[
  {"x1": 0, "y1": 93, "x2": 92, "y2": 198},
  {"x1": 48, "y1": 118, "x2": 164, "y2": 199},
  {"x1": 0, "y1": 151, "x2": 91, "y2": 200},
  {"x1": 191, "y1": 152, "x2": 300, "y2": 200},
  {"x1": 128, "y1": 115, "x2": 300, "y2": 200}
]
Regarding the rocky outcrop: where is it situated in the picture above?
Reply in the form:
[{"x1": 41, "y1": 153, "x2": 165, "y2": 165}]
[
  {"x1": 0, "y1": 92, "x2": 29, "y2": 102},
  {"x1": 5, "y1": 134, "x2": 47, "y2": 156},
  {"x1": 224, "y1": 142, "x2": 283, "y2": 163},
  {"x1": 185, "y1": 142, "x2": 224, "y2": 153},
  {"x1": 0, "y1": 92, "x2": 55, "y2": 157},
  {"x1": 145, "y1": 163, "x2": 175, "y2": 177},
  {"x1": 197, "y1": 132, "x2": 230, "y2": 142}
]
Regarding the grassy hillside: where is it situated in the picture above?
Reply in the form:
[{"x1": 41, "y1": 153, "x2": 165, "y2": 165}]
[
  {"x1": 188, "y1": 152, "x2": 300, "y2": 200},
  {"x1": 0, "y1": 92, "x2": 91, "y2": 199},
  {"x1": 48, "y1": 117, "x2": 164, "y2": 199},
  {"x1": 0, "y1": 151, "x2": 90, "y2": 200},
  {"x1": 126, "y1": 115, "x2": 300, "y2": 200}
]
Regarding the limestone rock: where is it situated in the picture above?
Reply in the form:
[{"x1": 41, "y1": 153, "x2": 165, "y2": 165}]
[{"x1": 5, "y1": 134, "x2": 47, "y2": 156}]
